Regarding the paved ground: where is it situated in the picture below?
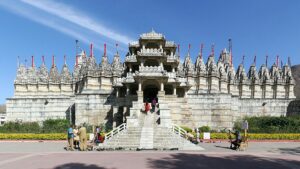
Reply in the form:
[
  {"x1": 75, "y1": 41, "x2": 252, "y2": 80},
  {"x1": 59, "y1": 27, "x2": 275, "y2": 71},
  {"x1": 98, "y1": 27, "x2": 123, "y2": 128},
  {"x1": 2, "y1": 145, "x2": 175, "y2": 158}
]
[{"x1": 0, "y1": 141, "x2": 299, "y2": 169}]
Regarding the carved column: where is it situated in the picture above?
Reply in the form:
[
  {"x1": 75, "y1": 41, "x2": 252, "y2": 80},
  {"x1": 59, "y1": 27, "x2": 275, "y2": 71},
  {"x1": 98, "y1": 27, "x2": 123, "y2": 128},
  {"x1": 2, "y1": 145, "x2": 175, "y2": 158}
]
[
  {"x1": 173, "y1": 87, "x2": 177, "y2": 96},
  {"x1": 160, "y1": 82, "x2": 164, "y2": 91}
]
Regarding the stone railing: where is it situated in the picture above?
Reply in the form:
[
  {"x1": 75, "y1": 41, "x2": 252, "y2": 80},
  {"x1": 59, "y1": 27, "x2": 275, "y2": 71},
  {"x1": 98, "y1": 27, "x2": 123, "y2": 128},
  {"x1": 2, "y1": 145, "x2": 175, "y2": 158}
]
[
  {"x1": 165, "y1": 41, "x2": 176, "y2": 47},
  {"x1": 167, "y1": 72, "x2": 176, "y2": 78},
  {"x1": 139, "y1": 66, "x2": 164, "y2": 72},
  {"x1": 105, "y1": 123, "x2": 127, "y2": 141},
  {"x1": 138, "y1": 48, "x2": 164, "y2": 56},
  {"x1": 172, "y1": 124, "x2": 187, "y2": 138},
  {"x1": 125, "y1": 54, "x2": 137, "y2": 62}
]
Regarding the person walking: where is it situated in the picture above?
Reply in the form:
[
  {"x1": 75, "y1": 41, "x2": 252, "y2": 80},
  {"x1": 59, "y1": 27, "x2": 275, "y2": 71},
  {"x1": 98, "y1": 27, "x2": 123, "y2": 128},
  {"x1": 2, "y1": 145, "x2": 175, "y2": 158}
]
[
  {"x1": 67, "y1": 125, "x2": 74, "y2": 151},
  {"x1": 73, "y1": 125, "x2": 79, "y2": 149},
  {"x1": 78, "y1": 125, "x2": 87, "y2": 151}
]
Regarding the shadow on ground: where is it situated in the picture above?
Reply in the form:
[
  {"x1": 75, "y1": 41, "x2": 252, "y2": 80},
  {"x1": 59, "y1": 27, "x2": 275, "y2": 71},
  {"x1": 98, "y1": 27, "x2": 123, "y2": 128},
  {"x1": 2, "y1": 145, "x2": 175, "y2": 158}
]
[
  {"x1": 53, "y1": 163, "x2": 114, "y2": 169},
  {"x1": 147, "y1": 153, "x2": 300, "y2": 169},
  {"x1": 277, "y1": 147, "x2": 300, "y2": 155}
]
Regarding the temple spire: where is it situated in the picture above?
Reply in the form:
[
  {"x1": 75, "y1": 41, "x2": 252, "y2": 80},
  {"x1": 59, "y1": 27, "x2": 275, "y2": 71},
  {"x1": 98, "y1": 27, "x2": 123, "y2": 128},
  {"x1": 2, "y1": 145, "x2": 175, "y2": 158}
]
[
  {"x1": 188, "y1": 44, "x2": 191, "y2": 56},
  {"x1": 276, "y1": 55, "x2": 279, "y2": 67},
  {"x1": 253, "y1": 54, "x2": 256, "y2": 66},
  {"x1": 265, "y1": 55, "x2": 268, "y2": 67}
]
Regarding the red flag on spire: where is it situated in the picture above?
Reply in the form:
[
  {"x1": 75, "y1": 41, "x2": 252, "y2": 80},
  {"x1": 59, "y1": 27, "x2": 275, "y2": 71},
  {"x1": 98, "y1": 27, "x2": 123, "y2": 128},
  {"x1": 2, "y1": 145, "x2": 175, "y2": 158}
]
[
  {"x1": 90, "y1": 43, "x2": 93, "y2": 57},
  {"x1": 188, "y1": 44, "x2": 191, "y2": 54},
  {"x1": 42, "y1": 55, "x2": 45, "y2": 65},
  {"x1": 104, "y1": 43, "x2": 107, "y2": 56},
  {"x1": 31, "y1": 56, "x2": 34, "y2": 67},
  {"x1": 211, "y1": 44, "x2": 215, "y2": 56},
  {"x1": 52, "y1": 55, "x2": 55, "y2": 67},
  {"x1": 200, "y1": 43, "x2": 204, "y2": 59}
]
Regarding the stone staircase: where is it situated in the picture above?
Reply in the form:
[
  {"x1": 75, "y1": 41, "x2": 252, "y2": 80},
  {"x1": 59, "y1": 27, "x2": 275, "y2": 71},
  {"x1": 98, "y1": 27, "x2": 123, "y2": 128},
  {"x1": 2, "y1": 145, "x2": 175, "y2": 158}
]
[
  {"x1": 164, "y1": 95, "x2": 194, "y2": 126},
  {"x1": 96, "y1": 97, "x2": 203, "y2": 151},
  {"x1": 139, "y1": 113, "x2": 154, "y2": 149}
]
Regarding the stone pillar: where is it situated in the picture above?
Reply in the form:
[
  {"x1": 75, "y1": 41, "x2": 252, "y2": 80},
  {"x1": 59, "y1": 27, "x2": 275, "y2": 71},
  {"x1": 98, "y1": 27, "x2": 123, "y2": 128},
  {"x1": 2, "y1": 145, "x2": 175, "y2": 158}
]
[
  {"x1": 113, "y1": 106, "x2": 118, "y2": 129},
  {"x1": 172, "y1": 67, "x2": 175, "y2": 72},
  {"x1": 160, "y1": 82, "x2": 164, "y2": 91},
  {"x1": 116, "y1": 88, "x2": 119, "y2": 98},
  {"x1": 126, "y1": 84, "x2": 130, "y2": 95},
  {"x1": 138, "y1": 82, "x2": 142, "y2": 91},
  {"x1": 173, "y1": 87, "x2": 177, "y2": 96}
]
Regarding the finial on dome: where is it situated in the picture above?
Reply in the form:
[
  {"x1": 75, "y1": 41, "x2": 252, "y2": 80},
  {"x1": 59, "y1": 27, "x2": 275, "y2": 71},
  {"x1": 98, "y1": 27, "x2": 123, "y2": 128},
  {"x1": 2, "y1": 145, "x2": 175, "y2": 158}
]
[
  {"x1": 116, "y1": 43, "x2": 119, "y2": 54},
  {"x1": 42, "y1": 55, "x2": 45, "y2": 65},
  {"x1": 64, "y1": 55, "x2": 67, "y2": 65}
]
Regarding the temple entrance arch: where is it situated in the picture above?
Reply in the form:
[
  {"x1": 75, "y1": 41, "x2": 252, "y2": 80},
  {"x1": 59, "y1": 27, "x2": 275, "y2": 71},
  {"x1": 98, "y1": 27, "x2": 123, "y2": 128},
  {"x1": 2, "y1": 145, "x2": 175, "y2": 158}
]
[{"x1": 143, "y1": 79, "x2": 159, "y2": 102}]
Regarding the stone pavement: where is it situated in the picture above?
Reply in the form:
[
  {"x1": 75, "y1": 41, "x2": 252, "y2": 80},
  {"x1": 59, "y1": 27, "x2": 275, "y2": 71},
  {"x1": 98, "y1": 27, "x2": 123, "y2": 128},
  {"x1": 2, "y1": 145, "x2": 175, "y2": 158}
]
[{"x1": 0, "y1": 141, "x2": 299, "y2": 169}]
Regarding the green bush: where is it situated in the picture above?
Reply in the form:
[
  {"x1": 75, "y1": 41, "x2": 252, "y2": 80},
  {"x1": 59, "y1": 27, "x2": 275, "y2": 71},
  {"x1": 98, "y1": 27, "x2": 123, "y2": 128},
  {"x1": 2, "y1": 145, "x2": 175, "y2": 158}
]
[
  {"x1": 0, "y1": 133, "x2": 66, "y2": 140},
  {"x1": 199, "y1": 126, "x2": 210, "y2": 132},
  {"x1": 0, "y1": 119, "x2": 70, "y2": 133},
  {"x1": 41, "y1": 119, "x2": 69, "y2": 133},
  {"x1": 0, "y1": 121, "x2": 41, "y2": 133},
  {"x1": 235, "y1": 116, "x2": 300, "y2": 133}
]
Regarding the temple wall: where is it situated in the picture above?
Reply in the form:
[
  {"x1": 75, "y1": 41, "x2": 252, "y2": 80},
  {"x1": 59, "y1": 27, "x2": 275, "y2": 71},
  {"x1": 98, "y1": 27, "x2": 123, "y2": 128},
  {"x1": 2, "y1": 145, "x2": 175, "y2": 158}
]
[
  {"x1": 6, "y1": 96, "x2": 74, "y2": 122},
  {"x1": 166, "y1": 93, "x2": 293, "y2": 130},
  {"x1": 75, "y1": 94, "x2": 113, "y2": 126}
]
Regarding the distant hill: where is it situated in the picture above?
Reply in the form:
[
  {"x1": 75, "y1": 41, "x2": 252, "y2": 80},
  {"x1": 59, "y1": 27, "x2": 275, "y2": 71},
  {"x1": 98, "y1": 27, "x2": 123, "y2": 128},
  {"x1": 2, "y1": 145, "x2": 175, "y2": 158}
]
[
  {"x1": 292, "y1": 64, "x2": 300, "y2": 98},
  {"x1": 0, "y1": 104, "x2": 5, "y2": 113}
]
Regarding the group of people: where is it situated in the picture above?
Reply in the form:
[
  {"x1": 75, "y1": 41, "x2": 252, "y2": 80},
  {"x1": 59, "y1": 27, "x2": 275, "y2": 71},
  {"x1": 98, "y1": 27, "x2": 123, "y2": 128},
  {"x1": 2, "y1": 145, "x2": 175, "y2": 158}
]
[
  {"x1": 67, "y1": 125, "x2": 105, "y2": 151},
  {"x1": 67, "y1": 125, "x2": 87, "y2": 151}
]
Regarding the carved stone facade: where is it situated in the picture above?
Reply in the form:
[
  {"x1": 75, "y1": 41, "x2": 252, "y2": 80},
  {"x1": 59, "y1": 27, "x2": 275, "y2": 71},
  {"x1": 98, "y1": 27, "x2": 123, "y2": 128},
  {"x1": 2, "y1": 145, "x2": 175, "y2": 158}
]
[{"x1": 6, "y1": 30, "x2": 296, "y2": 129}]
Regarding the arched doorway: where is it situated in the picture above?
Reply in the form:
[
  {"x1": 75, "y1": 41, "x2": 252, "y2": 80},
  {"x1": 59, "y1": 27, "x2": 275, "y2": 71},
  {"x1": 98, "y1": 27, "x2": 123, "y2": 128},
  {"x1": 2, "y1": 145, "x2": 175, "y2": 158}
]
[
  {"x1": 143, "y1": 85, "x2": 158, "y2": 102},
  {"x1": 143, "y1": 80, "x2": 159, "y2": 103}
]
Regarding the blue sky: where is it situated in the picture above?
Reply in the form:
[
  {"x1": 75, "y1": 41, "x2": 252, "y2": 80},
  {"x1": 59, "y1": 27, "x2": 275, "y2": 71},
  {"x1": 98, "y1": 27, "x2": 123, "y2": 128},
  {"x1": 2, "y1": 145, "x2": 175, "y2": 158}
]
[{"x1": 0, "y1": 0, "x2": 300, "y2": 104}]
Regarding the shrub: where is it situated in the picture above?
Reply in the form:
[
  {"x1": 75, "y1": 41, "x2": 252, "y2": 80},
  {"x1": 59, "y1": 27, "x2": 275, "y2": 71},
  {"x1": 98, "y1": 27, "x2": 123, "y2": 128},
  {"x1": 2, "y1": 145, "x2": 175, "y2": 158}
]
[
  {"x1": 41, "y1": 119, "x2": 69, "y2": 133},
  {"x1": 234, "y1": 116, "x2": 300, "y2": 133},
  {"x1": 199, "y1": 126, "x2": 210, "y2": 132},
  {"x1": 0, "y1": 121, "x2": 41, "y2": 133},
  {"x1": 0, "y1": 133, "x2": 66, "y2": 140}
]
